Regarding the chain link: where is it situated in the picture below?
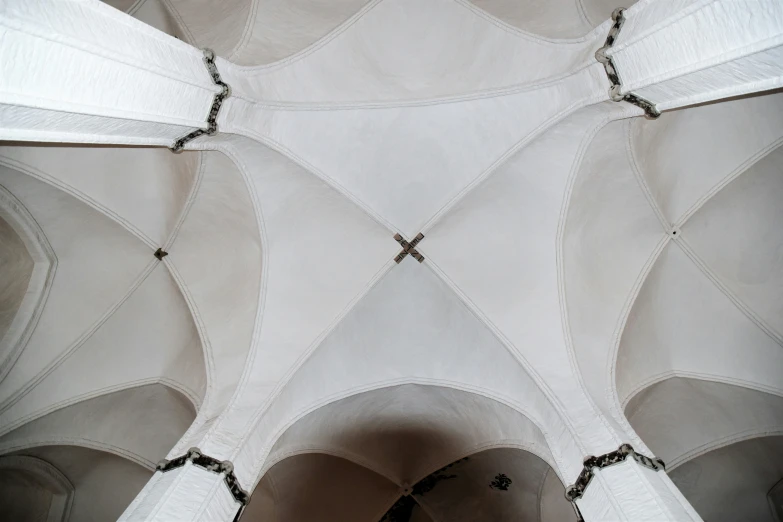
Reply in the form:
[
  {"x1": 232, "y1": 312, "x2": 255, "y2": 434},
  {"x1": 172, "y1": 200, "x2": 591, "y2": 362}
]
[
  {"x1": 156, "y1": 447, "x2": 249, "y2": 520},
  {"x1": 170, "y1": 49, "x2": 232, "y2": 152},
  {"x1": 565, "y1": 443, "x2": 665, "y2": 508},
  {"x1": 595, "y1": 8, "x2": 661, "y2": 119}
]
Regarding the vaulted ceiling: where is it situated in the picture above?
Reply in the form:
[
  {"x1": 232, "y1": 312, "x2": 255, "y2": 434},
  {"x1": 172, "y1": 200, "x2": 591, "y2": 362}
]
[{"x1": 1, "y1": 0, "x2": 782, "y2": 521}]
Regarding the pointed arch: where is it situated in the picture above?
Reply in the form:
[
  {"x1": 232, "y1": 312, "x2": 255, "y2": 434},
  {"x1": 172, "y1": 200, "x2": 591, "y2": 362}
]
[{"x1": 0, "y1": 185, "x2": 56, "y2": 384}]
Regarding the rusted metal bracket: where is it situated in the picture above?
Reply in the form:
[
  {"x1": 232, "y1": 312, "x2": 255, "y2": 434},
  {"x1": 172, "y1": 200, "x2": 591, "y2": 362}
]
[
  {"x1": 157, "y1": 447, "x2": 249, "y2": 521},
  {"x1": 595, "y1": 8, "x2": 661, "y2": 119},
  {"x1": 394, "y1": 233, "x2": 425, "y2": 263},
  {"x1": 170, "y1": 49, "x2": 231, "y2": 152}
]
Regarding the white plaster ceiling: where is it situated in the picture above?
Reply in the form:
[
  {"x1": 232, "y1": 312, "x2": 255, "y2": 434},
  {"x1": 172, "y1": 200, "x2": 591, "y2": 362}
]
[
  {"x1": 407, "y1": 448, "x2": 572, "y2": 522},
  {"x1": 669, "y1": 436, "x2": 783, "y2": 522},
  {"x1": 0, "y1": 214, "x2": 32, "y2": 343},
  {"x1": 13, "y1": 445, "x2": 154, "y2": 522},
  {"x1": 0, "y1": 161, "x2": 207, "y2": 433},
  {"x1": 628, "y1": 378, "x2": 783, "y2": 469},
  {"x1": 0, "y1": 384, "x2": 196, "y2": 470},
  {"x1": 471, "y1": 0, "x2": 619, "y2": 37},
  {"x1": 1, "y1": 0, "x2": 782, "y2": 520},
  {"x1": 243, "y1": 448, "x2": 576, "y2": 522},
  {"x1": 0, "y1": 455, "x2": 73, "y2": 522},
  {"x1": 242, "y1": 453, "x2": 401, "y2": 522},
  {"x1": 0, "y1": 469, "x2": 59, "y2": 522},
  {"x1": 626, "y1": 378, "x2": 783, "y2": 520},
  {"x1": 264, "y1": 384, "x2": 556, "y2": 487}
]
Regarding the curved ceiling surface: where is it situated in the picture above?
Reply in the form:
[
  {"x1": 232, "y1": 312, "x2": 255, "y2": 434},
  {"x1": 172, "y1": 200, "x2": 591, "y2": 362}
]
[
  {"x1": 245, "y1": 447, "x2": 575, "y2": 522},
  {"x1": 13, "y1": 445, "x2": 154, "y2": 522},
  {"x1": 1, "y1": 0, "x2": 782, "y2": 520},
  {"x1": 0, "y1": 214, "x2": 32, "y2": 343},
  {"x1": 265, "y1": 384, "x2": 556, "y2": 486}
]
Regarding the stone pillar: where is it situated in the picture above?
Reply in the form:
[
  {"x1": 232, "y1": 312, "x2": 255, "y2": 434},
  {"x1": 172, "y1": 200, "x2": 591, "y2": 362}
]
[
  {"x1": 567, "y1": 444, "x2": 703, "y2": 522},
  {"x1": 119, "y1": 449, "x2": 248, "y2": 522},
  {"x1": 597, "y1": 0, "x2": 783, "y2": 116},
  {"x1": 0, "y1": 0, "x2": 221, "y2": 146},
  {"x1": 580, "y1": 462, "x2": 702, "y2": 521}
]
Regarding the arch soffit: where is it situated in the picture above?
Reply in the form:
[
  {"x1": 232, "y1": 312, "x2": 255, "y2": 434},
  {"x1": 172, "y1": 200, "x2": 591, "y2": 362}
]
[
  {"x1": 556, "y1": 114, "x2": 642, "y2": 441},
  {"x1": 0, "y1": 378, "x2": 201, "y2": 442},
  {"x1": 167, "y1": 140, "x2": 267, "y2": 456},
  {"x1": 257, "y1": 445, "x2": 569, "y2": 522},
  {"x1": 0, "y1": 454, "x2": 74, "y2": 522},
  {"x1": 264, "y1": 440, "x2": 562, "y2": 491},
  {"x1": 0, "y1": 184, "x2": 56, "y2": 384},
  {"x1": 0, "y1": 383, "x2": 198, "y2": 471},
  {"x1": 0, "y1": 147, "x2": 204, "y2": 249},
  {"x1": 258, "y1": 382, "x2": 564, "y2": 489},
  {"x1": 623, "y1": 376, "x2": 783, "y2": 471},
  {"x1": 668, "y1": 428, "x2": 783, "y2": 473},
  {"x1": 242, "y1": 277, "x2": 580, "y2": 484},
  {"x1": 251, "y1": 450, "x2": 401, "y2": 522}
]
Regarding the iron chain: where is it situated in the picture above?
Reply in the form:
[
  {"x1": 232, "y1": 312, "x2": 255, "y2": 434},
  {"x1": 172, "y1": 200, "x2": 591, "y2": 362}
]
[
  {"x1": 170, "y1": 49, "x2": 231, "y2": 152},
  {"x1": 156, "y1": 447, "x2": 249, "y2": 521},
  {"x1": 564, "y1": 443, "x2": 665, "y2": 521},
  {"x1": 595, "y1": 8, "x2": 661, "y2": 119}
]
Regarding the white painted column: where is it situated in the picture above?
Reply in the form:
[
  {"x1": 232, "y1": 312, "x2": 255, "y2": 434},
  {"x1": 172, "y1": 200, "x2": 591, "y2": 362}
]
[
  {"x1": 119, "y1": 464, "x2": 242, "y2": 522},
  {"x1": 601, "y1": 0, "x2": 783, "y2": 113},
  {"x1": 0, "y1": 0, "x2": 220, "y2": 146},
  {"x1": 576, "y1": 460, "x2": 703, "y2": 521},
  {"x1": 561, "y1": 444, "x2": 703, "y2": 521}
]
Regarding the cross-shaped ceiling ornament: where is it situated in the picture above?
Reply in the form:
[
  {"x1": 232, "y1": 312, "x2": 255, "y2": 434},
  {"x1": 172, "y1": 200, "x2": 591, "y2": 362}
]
[{"x1": 394, "y1": 233, "x2": 425, "y2": 264}]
